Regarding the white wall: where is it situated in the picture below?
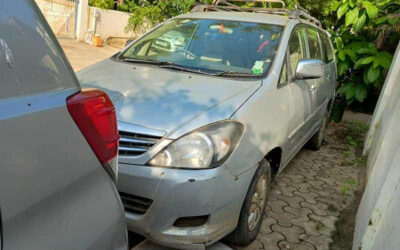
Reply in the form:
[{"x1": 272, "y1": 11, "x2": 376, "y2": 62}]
[
  {"x1": 353, "y1": 43, "x2": 400, "y2": 250},
  {"x1": 87, "y1": 7, "x2": 151, "y2": 41}
]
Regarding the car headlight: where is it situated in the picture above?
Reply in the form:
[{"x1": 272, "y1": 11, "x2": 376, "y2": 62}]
[{"x1": 148, "y1": 121, "x2": 244, "y2": 169}]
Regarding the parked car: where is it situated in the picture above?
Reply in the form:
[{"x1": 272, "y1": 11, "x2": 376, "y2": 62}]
[
  {"x1": 77, "y1": 0, "x2": 337, "y2": 248},
  {"x1": 0, "y1": 1, "x2": 127, "y2": 249}
]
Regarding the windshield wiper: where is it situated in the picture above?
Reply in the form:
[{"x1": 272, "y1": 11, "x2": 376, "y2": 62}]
[
  {"x1": 159, "y1": 63, "x2": 216, "y2": 76},
  {"x1": 215, "y1": 71, "x2": 260, "y2": 77},
  {"x1": 123, "y1": 58, "x2": 162, "y2": 65}
]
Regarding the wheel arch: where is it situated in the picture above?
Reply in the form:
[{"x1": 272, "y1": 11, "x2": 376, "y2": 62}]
[{"x1": 264, "y1": 147, "x2": 282, "y2": 178}]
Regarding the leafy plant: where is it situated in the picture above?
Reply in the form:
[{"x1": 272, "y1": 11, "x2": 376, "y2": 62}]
[
  {"x1": 89, "y1": 0, "x2": 114, "y2": 9},
  {"x1": 124, "y1": 0, "x2": 213, "y2": 31},
  {"x1": 330, "y1": 0, "x2": 398, "y2": 107}
]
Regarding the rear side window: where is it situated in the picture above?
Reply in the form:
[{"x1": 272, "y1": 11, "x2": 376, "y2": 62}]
[
  {"x1": 288, "y1": 27, "x2": 307, "y2": 75},
  {"x1": 306, "y1": 28, "x2": 322, "y2": 60},
  {"x1": 320, "y1": 32, "x2": 334, "y2": 63}
]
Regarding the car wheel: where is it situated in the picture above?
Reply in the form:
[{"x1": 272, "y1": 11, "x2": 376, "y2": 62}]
[
  {"x1": 307, "y1": 111, "x2": 329, "y2": 150},
  {"x1": 224, "y1": 159, "x2": 271, "y2": 246}
]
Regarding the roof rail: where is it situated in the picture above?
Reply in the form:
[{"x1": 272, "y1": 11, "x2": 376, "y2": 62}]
[
  {"x1": 190, "y1": 0, "x2": 322, "y2": 28},
  {"x1": 291, "y1": 5, "x2": 322, "y2": 27}
]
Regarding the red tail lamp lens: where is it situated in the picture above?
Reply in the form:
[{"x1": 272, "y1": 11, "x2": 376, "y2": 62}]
[{"x1": 67, "y1": 89, "x2": 119, "y2": 164}]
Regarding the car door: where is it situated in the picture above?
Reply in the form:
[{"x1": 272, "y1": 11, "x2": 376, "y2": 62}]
[
  {"x1": 286, "y1": 25, "x2": 314, "y2": 159},
  {"x1": 305, "y1": 27, "x2": 327, "y2": 127},
  {"x1": 320, "y1": 31, "x2": 337, "y2": 103}
]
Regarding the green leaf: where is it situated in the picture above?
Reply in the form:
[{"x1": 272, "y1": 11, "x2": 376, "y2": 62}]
[
  {"x1": 357, "y1": 48, "x2": 373, "y2": 54},
  {"x1": 335, "y1": 37, "x2": 344, "y2": 50},
  {"x1": 348, "y1": 41, "x2": 368, "y2": 52},
  {"x1": 353, "y1": 12, "x2": 367, "y2": 31},
  {"x1": 363, "y1": 1, "x2": 378, "y2": 19},
  {"x1": 332, "y1": 1, "x2": 342, "y2": 11},
  {"x1": 338, "y1": 62, "x2": 350, "y2": 76},
  {"x1": 368, "y1": 43, "x2": 378, "y2": 55},
  {"x1": 376, "y1": 16, "x2": 389, "y2": 25},
  {"x1": 377, "y1": 51, "x2": 393, "y2": 69},
  {"x1": 354, "y1": 58, "x2": 364, "y2": 69},
  {"x1": 338, "y1": 83, "x2": 356, "y2": 101},
  {"x1": 338, "y1": 2, "x2": 349, "y2": 19},
  {"x1": 361, "y1": 56, "x2": 375, "y2": 65},
  {"x1": 338, "y1": 50, "x2": 347, "y2": 61},
  {"x1": 373, "y1": 58, "x2": 380, "y2": 68},
  {"x1": 389, "y1": 17, "x2": 397, "y2": 25},
  {"x1": 345, "y1": 85, "x2": 356, "y2": 100},
  {"x1": 344, "y1": 49, "x2": 357, "y2": 62},
  {"x1": 337, "y1": 83, "x2": 351, "y2": 95},
  {"x1": 346, "y1": 8, "x2": 359, "y2": 26},
  {"x1": 349, "y1": 0, "x2": 357, "y2": 8},
  {"x1": 364, "y1": 70, "x2": 370, "y2": 84},
  {"x1": 367, "y1": 65, "x2": 381, "y2": 82},
  {"x1": 355, "y1": 84, "x2": 368, "y2": 102}
]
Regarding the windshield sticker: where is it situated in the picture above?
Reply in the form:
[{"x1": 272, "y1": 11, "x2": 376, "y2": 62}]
[{"x1": 252, "y1": 61, "x2": 265, "y2": 75}]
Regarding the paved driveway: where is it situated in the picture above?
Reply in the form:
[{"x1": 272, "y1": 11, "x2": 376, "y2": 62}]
[
  {"x1": 59, "y1": 39, "x2": 119, "y2": 71},
  {"x1": 59, "y1": 39, "x2": 365, "y2": 250}
]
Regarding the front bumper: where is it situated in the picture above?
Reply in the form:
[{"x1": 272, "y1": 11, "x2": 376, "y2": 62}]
[{"x1": 117, "y1": 163, "x2": 256, "y2": 249}]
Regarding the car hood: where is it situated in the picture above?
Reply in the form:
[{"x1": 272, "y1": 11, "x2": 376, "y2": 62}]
[{"x1": 77, "y1": 59, "x2": 261, "y2": 137}]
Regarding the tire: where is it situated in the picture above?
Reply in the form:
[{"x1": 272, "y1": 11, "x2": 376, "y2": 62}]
[
  {"x1": 307, "y1": 111, "x2": 329, "y2": 150},
  {"x1": 224, "y1": 159, "x2": 272, "y2": 246}
]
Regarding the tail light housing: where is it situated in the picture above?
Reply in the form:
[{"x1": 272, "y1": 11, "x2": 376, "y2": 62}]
[{"x1": 67, "y1": 89, "x2": 119, "y2": 164}]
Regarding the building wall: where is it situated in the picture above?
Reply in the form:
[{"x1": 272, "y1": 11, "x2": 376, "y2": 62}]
[
  {"x1": 35, "y1": 0, "x2": 77, "y2": 38},
  {"x1": 353, "y1": 43, "x2": 400, "y2": 250},
  {"x1": 87, "y1": 7, "x2": 151, "y2": 42}
]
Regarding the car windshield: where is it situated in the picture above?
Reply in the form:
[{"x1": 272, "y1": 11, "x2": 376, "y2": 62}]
[{"x1": 119, "y1": 18, "x2": 283, "y2": 77}]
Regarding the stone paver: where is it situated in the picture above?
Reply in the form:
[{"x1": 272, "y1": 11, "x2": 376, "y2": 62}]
[{"x1": 243, "y1": 124, "x2": 365, "y2": 250}]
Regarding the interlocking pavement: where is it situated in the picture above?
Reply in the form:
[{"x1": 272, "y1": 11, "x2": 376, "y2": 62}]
[{"x1": 236, "y1": 123, "x2": 365, "y2": 250}]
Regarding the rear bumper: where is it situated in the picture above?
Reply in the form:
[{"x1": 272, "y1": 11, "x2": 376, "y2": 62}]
[{"x1": 117, "y1": 163, "x2": 256, "y2": 249}]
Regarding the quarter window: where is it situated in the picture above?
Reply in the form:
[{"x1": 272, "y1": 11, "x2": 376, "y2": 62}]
[
  {"x1": 320, "y1": 32, "x2": 334, "y2": 63},
  {"x1": 279, "y1": 57, "x2": 288, "y2": 84},
  {"x1": 306, "y1": 28, "x2": 322, "y2": 60},
  {"x1": 288, "y1": 27, "x2": 306, "y2": 76}
]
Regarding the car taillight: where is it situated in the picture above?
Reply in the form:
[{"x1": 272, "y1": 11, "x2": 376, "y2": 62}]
[{"x1": 67, "y1": 89, "x2": 119, "y2": 164}]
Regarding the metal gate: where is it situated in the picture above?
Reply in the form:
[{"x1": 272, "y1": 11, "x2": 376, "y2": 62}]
[{"x1": 35, "y1": 0, "x2": 78, "y2": 39}]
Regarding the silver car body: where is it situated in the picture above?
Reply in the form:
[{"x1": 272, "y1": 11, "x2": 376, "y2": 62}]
[
  {"x1": 78, "y1": 11, "x2": 336, "y2": 250},
  {"x1": 0, "y1": 1, "x2": 127, "y2": 249}
]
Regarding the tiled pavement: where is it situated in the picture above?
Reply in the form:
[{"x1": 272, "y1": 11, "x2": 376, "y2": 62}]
[
  {"x1": 132, "y1": 123, "x2": 365, "y2": 250},
  {"x1": 236, "y1": 123, "x2": 365, "y2": 250}
]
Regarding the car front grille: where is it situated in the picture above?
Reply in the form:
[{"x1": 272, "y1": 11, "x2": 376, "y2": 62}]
[
  {"x1": 119, "y1": 192, "x2": 153, "y2": 215},
  {"x1": 118, "y1": 130, "x2": 162, "y2": 157}
]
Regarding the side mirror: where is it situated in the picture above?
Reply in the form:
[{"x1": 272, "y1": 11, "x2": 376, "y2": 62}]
[
  {"x1": 125, "y1": 39, "x2": 134, "y2": 47},
  {"x1": 295, "y1": 59, "x2": 323, "y2": 80}
]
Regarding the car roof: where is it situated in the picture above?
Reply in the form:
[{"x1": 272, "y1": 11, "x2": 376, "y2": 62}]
[{"x1": 177, "y1": 11, "x2": 291, "y2": 26}]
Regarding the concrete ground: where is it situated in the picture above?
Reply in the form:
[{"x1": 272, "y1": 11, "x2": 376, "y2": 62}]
[
  {"x1": 59, "y1": 39, "x2": 119, "y2": 72},
  {"x1": 59, "y1": 39, "x2": 366, "y2": 250}
]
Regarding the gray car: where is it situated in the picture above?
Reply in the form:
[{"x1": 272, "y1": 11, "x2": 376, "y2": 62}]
[
  {"x1": 78, "y1": 1, "x2": 337, "y2": 249},
  {"x1": 0, "y1": 1, "x2": 127, "y2": 249}
]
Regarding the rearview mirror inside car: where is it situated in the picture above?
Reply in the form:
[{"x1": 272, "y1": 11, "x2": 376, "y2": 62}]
[
  {"x1": 125, "y1": 39, "x2": 134, "y2": 47},
  {"x1": 295, "y1": 59, "x2": 323, "y2": 80}
]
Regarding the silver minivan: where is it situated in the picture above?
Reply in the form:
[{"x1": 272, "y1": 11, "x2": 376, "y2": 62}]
[
  {"x1": 78, "y1": 1, "x2": 337, "y2": 249},
  {"x1": 0, "y1": 1, "x2": 127, "y2": 249}
]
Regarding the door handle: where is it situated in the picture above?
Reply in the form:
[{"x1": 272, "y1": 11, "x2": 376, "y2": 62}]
[
  {"x1": 310, "y1": 85, "x2": 317, "y2": 93},
  {"x1": 327, "y1": 75, "x2": 332, "y2": 81}
]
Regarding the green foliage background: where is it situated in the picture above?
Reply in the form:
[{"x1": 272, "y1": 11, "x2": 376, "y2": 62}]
[{"x1": 90, "y1": 0, "x2": 400, "y2": 115}]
